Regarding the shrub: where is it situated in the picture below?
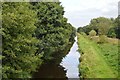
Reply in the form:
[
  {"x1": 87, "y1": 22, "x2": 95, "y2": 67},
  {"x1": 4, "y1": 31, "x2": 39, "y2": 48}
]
[
  {"x1": 98, "y1": 35, "x2": 108, "y2": 43},
  {"x1": 89, "y1": 30, "x2": 96, "y2": 37},
  {"x1": 80, "y1": 32, "x2": 87, "y2": 36},
  {"x1": 111, "y1": 33, "x2": 116, "y2": 38}
]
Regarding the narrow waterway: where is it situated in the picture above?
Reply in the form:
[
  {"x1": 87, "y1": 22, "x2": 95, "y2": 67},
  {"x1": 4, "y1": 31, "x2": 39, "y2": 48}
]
[
  {"x1": 33, "y1": 36, "x2": 80, "y2": 79},
  {"x1": 60, "y1": 36, "x2": 80, "y2": 78}
]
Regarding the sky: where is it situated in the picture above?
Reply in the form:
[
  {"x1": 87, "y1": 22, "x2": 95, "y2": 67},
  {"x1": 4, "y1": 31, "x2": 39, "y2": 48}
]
[{"x1": 59, "y1": 0, "x2": 119, "y2": 28}]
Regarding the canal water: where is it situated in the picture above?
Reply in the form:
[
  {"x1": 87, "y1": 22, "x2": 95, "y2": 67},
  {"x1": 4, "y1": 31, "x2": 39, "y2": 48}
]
[
  {"x1": 60, "y1": 36, "x2": 80, "y2": 78},
  {"x1": 33, "y1": 36, "x2": 80, "y2": 79}
]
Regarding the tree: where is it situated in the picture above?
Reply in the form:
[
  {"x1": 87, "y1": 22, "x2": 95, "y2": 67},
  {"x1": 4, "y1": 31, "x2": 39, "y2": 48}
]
[
  {"x1": 114, "y1": 16, "x2": 120, "y2": 39},
  {"x1": 2, "y1": 2, "x2": 76, "y2": 78},
  {"x1": 107, "y1": 16, "x2": 120, "y2": 39},
  {"x1": 77, "y1": 27, "x2": 84, "y2": 33},
  {"x1": 107, "y1": 27, "x2": 116, "y2": 38},
  {"x1": 2, "y1": 2, "x2": 42, "y2": 78},
  {"x1": 77, "y1": 25, "x2": 91, "y2": 35},
  {"x1": 89, "y1": 17, "x2": 113, "y2": 35},
  {"x1": 30, "y1": 2, "x2": 75, "y2": 60}
]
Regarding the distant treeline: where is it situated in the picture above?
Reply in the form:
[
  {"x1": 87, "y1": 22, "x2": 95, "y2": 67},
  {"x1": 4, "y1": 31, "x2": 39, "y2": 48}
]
[
  {"x1": 77, "y1": 16, "x2": 120, "y2": 39},
  {"x1": 1, "y1": 2, "x2": 76, "y2": 78}
]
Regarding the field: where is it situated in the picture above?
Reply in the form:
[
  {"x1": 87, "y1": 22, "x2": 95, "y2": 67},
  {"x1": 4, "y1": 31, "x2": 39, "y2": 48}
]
[{"x1": 77, "y1": 33, "x2": 119, "y2": 78}]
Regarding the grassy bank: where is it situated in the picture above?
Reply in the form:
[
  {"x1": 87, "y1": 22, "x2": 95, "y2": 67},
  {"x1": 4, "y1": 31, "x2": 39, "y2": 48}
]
[{"x1": 77, "y1": 33, "x2": 119, "y2": 78}]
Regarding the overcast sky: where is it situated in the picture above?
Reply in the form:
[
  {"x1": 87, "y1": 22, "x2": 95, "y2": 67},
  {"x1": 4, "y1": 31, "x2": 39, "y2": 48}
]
[{"x1": 59, "y1": 0, "x2": 119, "y2": 28}]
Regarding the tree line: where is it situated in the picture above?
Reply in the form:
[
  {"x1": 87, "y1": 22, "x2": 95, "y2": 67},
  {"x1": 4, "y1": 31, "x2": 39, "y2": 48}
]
[
  {"x1": 1, "y1": 2, "x2": 76, "y2": 78},
  {"x1": 77, "y1": 16, "x2": 120, "y2": 39}
]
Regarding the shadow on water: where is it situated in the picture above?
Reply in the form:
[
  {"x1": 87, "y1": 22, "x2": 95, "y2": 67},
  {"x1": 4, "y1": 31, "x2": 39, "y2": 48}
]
[
  {"x1": 32, "y1": 45, "x2": 72, "y2": 79},
  {"x1": 33, "y1": 37, "x2": 80, "y2": 79},
  {"x1": 33, "y1": 62, "x2": 68, "y2": 79}
]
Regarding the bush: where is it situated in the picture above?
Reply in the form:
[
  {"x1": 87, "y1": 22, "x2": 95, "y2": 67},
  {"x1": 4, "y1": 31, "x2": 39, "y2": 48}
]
[
  {"x1": 80, "y1": 32, "x2": 87, "y2": 36},
  {"x1": 111, "y1": 33, "x2": 116, "y2": 38},
  {"x1": 98, "y1": 35, "x2": 108, "y2": 43},
  {"x1": 89, "y1": 30, "x2": 96, "y2": 37},
  {"x1": 107, "y1": 28, "x2": 116, "y2": 38}
]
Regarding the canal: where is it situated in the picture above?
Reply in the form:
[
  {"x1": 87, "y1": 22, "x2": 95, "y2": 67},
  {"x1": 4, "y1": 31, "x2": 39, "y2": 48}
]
[
  {"x1": 33, "y1": 36, "x2": 80, "y2": 79},
  {"x1": 60, "y1": 36, "x2": 80, "y2": 78}
]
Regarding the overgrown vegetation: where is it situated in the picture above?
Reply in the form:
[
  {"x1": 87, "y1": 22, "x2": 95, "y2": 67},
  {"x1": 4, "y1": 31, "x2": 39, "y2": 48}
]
[
  {"x1": 77, "y1": 34, "x2": 119, "y2": 78},
  {"x1": 77, "y1": 17, "x2": 120, "y2": 39},
  {"x1": 30, "y1": 2, "x2": 76, "y2": 60},
  {"x1": 2, "y1": 2, "x2": 75, "y2": 78},
  {"x1": 89, "y1": 30, "x2": 96, "y2": 37},
  {"x1": 77, "y1": 16, "x2": 120, "y2": 78}
]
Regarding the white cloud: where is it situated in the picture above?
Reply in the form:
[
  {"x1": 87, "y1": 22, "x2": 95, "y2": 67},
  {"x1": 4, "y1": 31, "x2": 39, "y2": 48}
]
[{"x1": 60, "y1": 0, "x2": 119, "y2": 28}]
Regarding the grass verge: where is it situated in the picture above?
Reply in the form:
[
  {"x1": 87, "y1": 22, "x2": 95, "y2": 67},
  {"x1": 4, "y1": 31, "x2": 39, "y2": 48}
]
[{"x1": 77, "y1": 33, "x2": 119, "y2": 78}]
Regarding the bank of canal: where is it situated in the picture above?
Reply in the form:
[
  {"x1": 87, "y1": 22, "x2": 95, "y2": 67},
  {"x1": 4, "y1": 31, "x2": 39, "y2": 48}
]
[{"x1": 33, "y1": 36, "x2": 80, "y2": 79}]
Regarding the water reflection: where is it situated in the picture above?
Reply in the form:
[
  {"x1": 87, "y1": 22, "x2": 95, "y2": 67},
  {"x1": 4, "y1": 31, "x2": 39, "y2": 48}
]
[
  {"x1": 33, "y1": 44, "x2": 72, "y2": 79},
  {"x1": 33, "y1": 37, "x2": 80, "y2": 79},
  {"x1": 33, "y1": 62, "x2": 67, "y2": 79},
  {"x1": 60, "y1": 36, "x2": 80, "y2": 78}
]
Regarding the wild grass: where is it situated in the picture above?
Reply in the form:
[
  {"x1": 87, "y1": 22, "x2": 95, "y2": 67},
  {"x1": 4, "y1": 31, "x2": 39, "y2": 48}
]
[
  {"x1": 77, "y1": 33, "x2": 118, "y2": 78},
  {"x1": 91, "y1": 36, "x2": 118, "y2": 44},
  {"x1": 98, "y1": 43, "x2": 118, "y2": 76}
]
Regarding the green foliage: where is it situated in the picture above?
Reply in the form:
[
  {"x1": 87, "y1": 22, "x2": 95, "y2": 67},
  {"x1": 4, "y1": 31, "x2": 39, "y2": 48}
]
[
  {"x1": 2, "y1": 2, "x2": 42, "y2": 78},
  {"x1": 2, "y1": 2, "x2": 76, "y2": 78},
  {"x1": 78, "y1": 16, "x2": 120, "y2": 39},
  {"x1": 77, "y1": 27, "x2": 84, "y2": 33},
  {"x1": 106, "y1": 16, "x2": 120, "y2": 39},
  {"x1": 77, "y1": 34, "x2": 117, "y2": 78},
  {"x1": 89, "y1": 30, "x2": 96, "y2": 37},
  {"x1": 98, "y1": 43, "x2": 119, "y2": 76},
  {"x1": 107, "y1": 27, "x2": 116, "y2": 38},
  {"x1": 80, "y1": 32, "x2": 87, "y2": 36},
  {"x1": 114, "y1": 27, "x2": 120, "y2": 39},
  {"x1": 111, "y1": 33, "x2": 116, "y2": 38},
  {"x1": 98, "y1": 35, "x2": 107, "y2": 43},
  {"x1": 90, "y1": 17, "x2": 112, "y2": 35},
  {"x1": 77, "y1": 25, "x2": 91, "y2": 35},
  {"x1": 30, "y1": 2, "x2": 75, "y2": 60},
  {"x1": 77, "y1": 17, "x2": 114, "y2": 36},
  {"x1": 113, "y1": 16, "x2": 120, "y2": 39}
]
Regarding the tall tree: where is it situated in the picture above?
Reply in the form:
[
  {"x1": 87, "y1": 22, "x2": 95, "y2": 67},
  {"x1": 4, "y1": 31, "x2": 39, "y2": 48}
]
[
  {"x1": 90, "y1": 17, "x2": 113, "y2": 35},
  {"x1": 31, "y1": 2, "x2": 75, "y2": 60},
  {"x1": 2, "y1": 2, "x2": 42, "y2": 78}
]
